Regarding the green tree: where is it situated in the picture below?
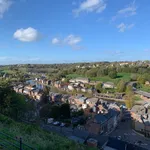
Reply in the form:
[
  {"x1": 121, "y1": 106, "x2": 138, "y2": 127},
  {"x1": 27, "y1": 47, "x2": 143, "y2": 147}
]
[
  {"x1": 125, "y1": 91, "x2": 134, "y2": 109},
  {"x1": 117, "y1": 80, "x2": 126, "y2": 92},
  {"x1": 137, "y1": 75, "x2": 146, "y2": 84},
  {"x1": 51, "y1": 105, "x2": 60, "y2": 119},
  {"x1": 108, "y1": 70, "x2": 117, "y2": 79},
  {"x1": 39, "y1": 104, "x2": 51, "y2": 118},
  {"x1": 60, "y1": 103, "x2": 70, "y2": 118},
  {"x1": 97, "y1": 68, "x2": 108, "y2": 76},
  {"x1": 95, "y1": 83, "x2": 103, "y2": 93},
  {"x1": 131, "y1": 74, "x2": 138, "y2": 81},
  {"x1": 86, "y1": 69, "x2": 97, "y2": 77},
  {"x1": 125, "y1": 85, "x2": 133, "y2": 94}
]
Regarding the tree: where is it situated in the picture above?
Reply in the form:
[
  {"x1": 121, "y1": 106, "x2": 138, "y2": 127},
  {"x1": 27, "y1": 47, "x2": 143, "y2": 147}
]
[
  {"x1": 39, "y1": 104, "x2": 51, "y2": 118},
  {"x1": 86, "y1": 69, "x2": 97, "y2": 77},
  {"x1": 43, "y1": 86, "x2": 50, "y2": 95},
  {"x1": 131, "y1": 74, "x2": 138, "y2": 81},
  {"x1": 117, "y1": 80, "x2": 126, "y2": 92},
  {"x1": 9, "y1": 93, "x2": 27, "y2": 120},
  {"x1": 137, "y1": 75, "x2": 146, "y2": 84},
  {"x1": 97, "y1": 68, "x2": 108, "y2": 77},
  {"x1": 60, "y1": 103, "x2": 70, "y2": 118},
  {"x1": 51, "y1": 105, "x2": 60, "y2": 119},
  {"x1": 125, "y1": 91, "x2": 134, "y2": 109},
  {"x1": 108, "y1": 70, "x2": 117, "y2": 79},
  {"x1": 95, "y1": 83, "x2": 103, "y2": 93},
  {"x1": 125, "y1": 85, "x2": 133, "y2": 94}
]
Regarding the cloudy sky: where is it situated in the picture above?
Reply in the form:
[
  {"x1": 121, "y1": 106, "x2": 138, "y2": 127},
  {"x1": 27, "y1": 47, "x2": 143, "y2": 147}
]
[{"x1": 0, "y1": 0, "x2": 150, "y2": 64}]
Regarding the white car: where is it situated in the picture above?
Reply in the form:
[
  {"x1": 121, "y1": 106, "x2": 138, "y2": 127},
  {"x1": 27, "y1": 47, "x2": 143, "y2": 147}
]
[
  {"x1": 60, "y1": 123, "x2": 65, "y2": 127},
  {"x1": 47, "y1": 118, "x2": 54, "y2": 124},
  {"x1": 53, "y1": 121, "x2": 60, "y2": 126},
  {"x1": 117, "y1": 136, "x2": 121, "y2": 140}
]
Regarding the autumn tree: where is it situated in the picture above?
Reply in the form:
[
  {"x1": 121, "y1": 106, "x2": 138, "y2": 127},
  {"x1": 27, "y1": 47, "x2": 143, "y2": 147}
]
[
  {"x1": 125, "y1": 91, "x2": 134, "y2": 109},
  {"x1": 117, "y1": 80, "x2": 126, "y2": 92}
]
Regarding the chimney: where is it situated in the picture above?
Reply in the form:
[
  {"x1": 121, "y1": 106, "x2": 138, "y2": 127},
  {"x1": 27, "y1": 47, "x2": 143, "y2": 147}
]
[{"x1": 125, "y1": 144, "x2": 127, "y2": 150}]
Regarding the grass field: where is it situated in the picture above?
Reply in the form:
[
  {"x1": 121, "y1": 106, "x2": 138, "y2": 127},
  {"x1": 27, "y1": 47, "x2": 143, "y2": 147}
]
[
  {"x1": 139, "y1": 85, "x2": 150, "y2": 92},
  {"x1": 0, "y1": 114, "x2": 95, "y2": 150},
  {"x1": 67, "y1": 73, "x2": 131, "y2": 84}
]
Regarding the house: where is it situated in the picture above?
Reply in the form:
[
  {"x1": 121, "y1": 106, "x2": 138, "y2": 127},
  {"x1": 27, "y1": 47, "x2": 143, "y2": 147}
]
[
  {"x1": 87, "y1": 138, "x2": 98, "y2": 148},
  {"x1": 103, "y1": 82, "x2": 115, "y2": 89},
  {"x1": 85, "y1": 114, "x2": 108, "y2": 134},
  {"x1": 68, "y1": 84, "x2": 75, "y2": 91},
  {"x1": 81, "y1": 88, "x2": 87, "y2": 93},
  {"x1": 74, "y1": 95, "x2": 87, "y2": 106},
  {"x1": 76, "y1": 77, "x2": 90, "y2": 84},
  {"x1": 131, "y1": 103, "x2": 150, "y2": 137},
  {"x1": 18, "y1": 87, "x2": 24, "y2": 93},
  {"x1": 86, "y1": 105, "x2": 120, "y2": 135},
  {"x1": 69, "y1": 79, "x2": 76, "y2": 83},
  {"x1": 31, "y1": 89, "x2": 44, "y2": 101},
  {"x1": 134, "y1": 90, "x2": 150, "y2": 100},
  {"x1": 145, "y1": 81, "x2": 150, "y2": 86},
  {"x1": 105, "y1": 137, "x2": 147, "y2": 150},
  {"x1": 54, "y1": 81, "x2": 62, "y2": 88},
  {"x1": 61, "y1": 94, "x2": 70, "y2": 103},
  {"x1": 23, "y1": 88, "x2": 32, "y2": 96},
  {"x1": 86, "y1": 98, "x2": 99, "y2": 108},
  {"x1": 45, "y1": 80, "x2": 51, "y2": 85},
  {"x1": 50, "y1": 92, "x2": 62, "y2": 102}
]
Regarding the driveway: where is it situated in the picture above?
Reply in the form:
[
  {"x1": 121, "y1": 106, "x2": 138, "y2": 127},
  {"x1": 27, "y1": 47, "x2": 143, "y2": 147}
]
[{"x1": 109, "y1": 120, "x2": 150, "y2": 149}]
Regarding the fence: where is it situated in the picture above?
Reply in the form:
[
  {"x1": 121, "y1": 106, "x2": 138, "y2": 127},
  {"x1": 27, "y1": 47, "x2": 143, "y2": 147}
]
[{"x1": 0, "y1": 132, "x2": 36, "y2": 150}]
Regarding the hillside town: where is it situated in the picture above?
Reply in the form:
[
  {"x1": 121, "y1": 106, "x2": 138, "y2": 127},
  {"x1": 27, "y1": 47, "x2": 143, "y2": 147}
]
[{"x1": 10, "y1": 70, "x2": 150, "y2": 150}]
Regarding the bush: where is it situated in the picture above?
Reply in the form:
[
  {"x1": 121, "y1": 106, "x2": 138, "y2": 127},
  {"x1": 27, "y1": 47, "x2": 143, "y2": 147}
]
[{"x1": 108, "y1": 70, "x2": 117, "y2": 79}]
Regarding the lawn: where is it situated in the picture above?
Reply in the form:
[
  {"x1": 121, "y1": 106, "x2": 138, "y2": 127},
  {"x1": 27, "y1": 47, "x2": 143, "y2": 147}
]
[
  {"x1": 67, "y1": 73, "x2": 131, "y2": 84},
  {"x1": 139, "y1": 85, "x2": 150, "y2": 92}
]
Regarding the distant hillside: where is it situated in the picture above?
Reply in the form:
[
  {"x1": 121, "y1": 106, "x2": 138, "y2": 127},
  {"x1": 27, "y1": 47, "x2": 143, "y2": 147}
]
[{"x1": 0, "y1": 114, "x2": 95, "y2": 150}]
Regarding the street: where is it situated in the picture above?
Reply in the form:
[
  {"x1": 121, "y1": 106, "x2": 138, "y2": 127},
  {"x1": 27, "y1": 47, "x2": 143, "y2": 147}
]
[{"x1": 109, "y1": 120, "x2": 150, "y2": 149}]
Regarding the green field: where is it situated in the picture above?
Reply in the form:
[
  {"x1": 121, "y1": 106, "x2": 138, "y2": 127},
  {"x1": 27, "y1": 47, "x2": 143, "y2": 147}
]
[
  {"x1": 139, "y1": 85, "x2": 150, "y2": 92},
  {"x1": 67, "y1": 73, "x2": 131, "y2": 84}
]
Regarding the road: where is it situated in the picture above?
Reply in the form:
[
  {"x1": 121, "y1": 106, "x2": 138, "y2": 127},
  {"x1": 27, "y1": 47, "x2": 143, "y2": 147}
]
[
  {"x1": 109, "y1": 120, "x2": 150, "y2": 150},
  {"x1": 41, "y1": 123, "x2": 74, "y2": 137}
]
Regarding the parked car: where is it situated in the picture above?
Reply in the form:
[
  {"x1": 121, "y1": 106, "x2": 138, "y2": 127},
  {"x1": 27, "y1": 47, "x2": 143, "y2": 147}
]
[
  {"x1": 117, "y1": 136, "x2": 121, "y2": 140},
  {"x1": 47, "y1": 118, "x2": 54, "y2": 124},
  {"x1": 53, "y1": 121, "x2": 60, "y2": 126},
  {"x1": 60, "y1": 123, "x2": 65, "y2": 127}
]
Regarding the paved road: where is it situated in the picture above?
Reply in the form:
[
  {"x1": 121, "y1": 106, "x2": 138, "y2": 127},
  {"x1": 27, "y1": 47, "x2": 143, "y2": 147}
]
[
  {"x1": 109, "y1": 120, "x2": 150, "y2": 150},
  {"x1": 41, "y1": 123, "x2": 74, "y2": 137}
]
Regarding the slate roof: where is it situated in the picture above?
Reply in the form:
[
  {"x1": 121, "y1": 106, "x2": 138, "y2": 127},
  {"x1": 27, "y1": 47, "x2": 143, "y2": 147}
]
[
  {"x1": 135, "y1": 90, "x2": 150, "y2": 98},
  {"x1": 106, "y1": 137, "x2": 148, "y2": 150},
  {"x1": 95, "y1": 114, "x2": 108, "y2": 124},
  {"x1": 73, "y1": 128, "x2": 89, "y2": 140},
  {"x1": 88, "y1": 135, "x2": 108, "y2": 148}
]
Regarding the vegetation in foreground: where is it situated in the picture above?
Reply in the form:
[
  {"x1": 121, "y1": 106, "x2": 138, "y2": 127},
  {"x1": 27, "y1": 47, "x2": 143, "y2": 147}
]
[{"x1": 0, "y1": 114, "x2": 95, "y2": 150}]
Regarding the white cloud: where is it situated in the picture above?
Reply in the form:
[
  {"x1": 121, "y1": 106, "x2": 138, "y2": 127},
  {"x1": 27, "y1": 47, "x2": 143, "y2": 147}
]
[
  {"x1": 64, "y1": 34, "x2": 81, "y2": 45},
  {"x1": 52, "y1": 38, "x2": 60, "y2": 44},
  {"x1": 0, "y1": 0, "x2": 12, "y2": 18},
  {"x1": 52, "y1": 34, "x2": 82, "y2": 49},
  {"x1": 13, "y1": 27, "x2": 41, "y2": 42},
  {"x1": 112, "y1": 1, "x2": 137, "y2": 21},
  {"x1": 73, "y1": 0, "x2": 106, "y2": 16},
  {"x1": 117, "y1": 23, "x2": 135, "y2": 32}
]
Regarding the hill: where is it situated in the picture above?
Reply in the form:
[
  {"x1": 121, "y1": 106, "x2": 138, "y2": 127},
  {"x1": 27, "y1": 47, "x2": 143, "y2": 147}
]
[{"x1": 0, "y1": 114, "x2": 95, "y2": 150}]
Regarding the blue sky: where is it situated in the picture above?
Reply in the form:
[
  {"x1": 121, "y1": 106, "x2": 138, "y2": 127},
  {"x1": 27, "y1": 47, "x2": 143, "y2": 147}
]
[{"x1": 0, "y1": 0, "x2": 150, "y2": 64}]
